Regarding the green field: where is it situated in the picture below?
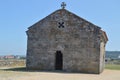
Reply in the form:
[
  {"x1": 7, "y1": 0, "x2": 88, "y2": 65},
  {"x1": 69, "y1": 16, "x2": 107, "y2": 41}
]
[{"x1": 105, "y1": 64, "x2": 120, "y2": 70}]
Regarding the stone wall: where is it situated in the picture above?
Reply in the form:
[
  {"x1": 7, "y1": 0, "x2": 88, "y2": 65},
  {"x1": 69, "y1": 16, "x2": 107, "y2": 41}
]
[
  {"x1": 26, "y1": 9, "x2": 106, "y2": 73},
  {"x1": 99, "y1": 41, "x2": 105, "y2": 73},
  {"x1": 0, "y1": 60, "x2": 25, "y2": 67}
]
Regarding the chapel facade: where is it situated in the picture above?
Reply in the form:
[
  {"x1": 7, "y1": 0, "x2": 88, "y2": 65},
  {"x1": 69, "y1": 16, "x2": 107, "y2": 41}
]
[{"x1": 26, "y1": 3, "x2": 108, "y2": 74}]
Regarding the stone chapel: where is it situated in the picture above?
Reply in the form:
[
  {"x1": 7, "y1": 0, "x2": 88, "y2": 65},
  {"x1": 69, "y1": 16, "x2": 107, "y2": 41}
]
[{"x1": 26, "y1": 2, "x2": 108, "y2": 74}]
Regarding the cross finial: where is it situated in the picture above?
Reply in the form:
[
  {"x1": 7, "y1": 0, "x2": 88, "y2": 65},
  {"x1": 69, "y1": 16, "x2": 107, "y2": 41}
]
[{"x1": 61, "y1": 2, "x2": 66, "y2": 9}]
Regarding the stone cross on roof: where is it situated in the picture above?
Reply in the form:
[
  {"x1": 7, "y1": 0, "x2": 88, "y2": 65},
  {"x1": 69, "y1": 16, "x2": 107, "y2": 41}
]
[{"x1": 61, "y1": 2, "x2": 66, "y2": 9}]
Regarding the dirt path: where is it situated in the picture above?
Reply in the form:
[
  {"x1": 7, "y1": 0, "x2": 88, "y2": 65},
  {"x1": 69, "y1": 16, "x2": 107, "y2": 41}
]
[{"x1": 0, "y1": 69, "x2": 120, "y2": 80}]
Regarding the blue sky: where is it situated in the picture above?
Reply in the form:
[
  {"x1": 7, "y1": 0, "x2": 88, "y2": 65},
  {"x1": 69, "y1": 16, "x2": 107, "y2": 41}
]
[{"x1": 0, "y1": 0, "x2": 120, "y2": 55}]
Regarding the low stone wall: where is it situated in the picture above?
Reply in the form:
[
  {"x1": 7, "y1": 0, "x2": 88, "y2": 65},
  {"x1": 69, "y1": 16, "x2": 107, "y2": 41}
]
[
  {"x1": 105, "y1": 59, "x2": 120, "y2": 65},
  {"x1": 0, "y1": 59, "x2": 25, "y2": 67}
]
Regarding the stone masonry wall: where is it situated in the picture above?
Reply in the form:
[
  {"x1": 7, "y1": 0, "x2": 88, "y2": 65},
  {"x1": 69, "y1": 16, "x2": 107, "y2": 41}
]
[{"x1": 26, "y1": 9, "x2": 103, "y2": 73}]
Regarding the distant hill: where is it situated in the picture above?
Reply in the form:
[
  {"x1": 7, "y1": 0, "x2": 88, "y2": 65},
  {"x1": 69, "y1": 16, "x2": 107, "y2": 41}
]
[{"x1": 106, "y1": 51, "x2": 120, "y2": 59}]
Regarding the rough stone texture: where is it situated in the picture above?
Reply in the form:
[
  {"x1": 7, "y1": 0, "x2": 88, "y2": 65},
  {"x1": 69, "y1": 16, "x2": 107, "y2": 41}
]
[
  {"x1": 26, "y1": 9, "x2": 108, "y2": 74},
  {"x1": 0, "y1": 60, "x2": 25, "y2": 67}
]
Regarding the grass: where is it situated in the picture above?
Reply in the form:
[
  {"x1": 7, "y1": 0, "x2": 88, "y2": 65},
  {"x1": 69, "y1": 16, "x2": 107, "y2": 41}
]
[{"x1": 105, "y1": 64, "x2": 120, "y2": 70}]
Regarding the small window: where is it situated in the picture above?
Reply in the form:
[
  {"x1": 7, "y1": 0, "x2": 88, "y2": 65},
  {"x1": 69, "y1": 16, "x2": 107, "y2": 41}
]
[{"x1": 58, "y1": 22, "x2": 65, "y2": 28}]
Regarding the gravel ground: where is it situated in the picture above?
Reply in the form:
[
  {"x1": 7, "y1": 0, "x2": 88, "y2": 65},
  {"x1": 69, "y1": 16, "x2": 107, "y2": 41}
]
[{"x1": 0, "y1": 68, "x2": 120, "y2": 80}]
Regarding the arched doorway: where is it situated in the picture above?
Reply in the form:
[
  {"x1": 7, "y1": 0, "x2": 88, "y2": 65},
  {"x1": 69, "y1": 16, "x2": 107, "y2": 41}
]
[{"x1": 55, "y1": 51, "x2": 63, "y2": 70}]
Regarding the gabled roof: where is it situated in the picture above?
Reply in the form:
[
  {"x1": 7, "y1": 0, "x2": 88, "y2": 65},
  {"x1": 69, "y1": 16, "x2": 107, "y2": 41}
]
[
  {"x1": 28, "y1": 9, "x2": 101, "y2": 30},
  {"x1": 101, "y1": 30, "x2": 108, "y2": 43},
  {"x1": 27, "y1": 9, "x2": 108, "y2": 42}
]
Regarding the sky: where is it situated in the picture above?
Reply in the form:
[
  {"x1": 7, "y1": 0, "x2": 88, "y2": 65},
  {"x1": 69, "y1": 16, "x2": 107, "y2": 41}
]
[{"x1": 0, "y1": 0, "x2": 120, "y2": 55}]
